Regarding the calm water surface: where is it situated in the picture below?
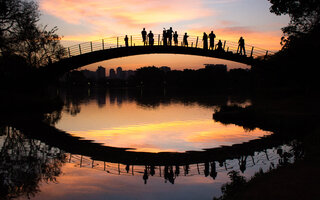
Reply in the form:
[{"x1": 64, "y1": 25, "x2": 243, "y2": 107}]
[
  {"x1": 1, "y1": 89, "x2": 292, "y2": 200},
  {"x1": 55, "y1": 90, "x2": 270, "y2": 152}
]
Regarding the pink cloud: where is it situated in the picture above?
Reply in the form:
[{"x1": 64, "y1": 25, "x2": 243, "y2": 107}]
[
  {"x1": 40, "y1": 0, "x2": 213, "y2": 34},
  {"x1": 187, "y1": 26, "x2": 282, "y2": 51}
]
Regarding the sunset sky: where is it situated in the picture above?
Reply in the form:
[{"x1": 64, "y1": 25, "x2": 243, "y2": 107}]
[{"x1": 39, "y1": 0, "x2": 290, "y2": 71}]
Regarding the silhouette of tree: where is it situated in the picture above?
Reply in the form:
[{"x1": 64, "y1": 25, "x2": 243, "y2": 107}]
[
  {"x1": 251, "y1": 0, "x2": 320, "y2": 91},
  {"x1": 269, "y1": 0, "x2": 320, "y2": 46},
  {"x1": 0, "y1": 0, "x2": 39, "y2": 53},
  {"x1": 17, "y1": 25, "x2": 66, "y2": 67},
  {"x1": 0, "y1": 0, "x2": 65, "y2": 68}
]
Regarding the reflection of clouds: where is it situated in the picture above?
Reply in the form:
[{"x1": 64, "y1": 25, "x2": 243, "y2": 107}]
[
  {"x1": 35, "y1": 163, "x2": 223, "y2": 200},
  {"x1": 69, "y1": 120, "x2": 271, "y2": 152}
]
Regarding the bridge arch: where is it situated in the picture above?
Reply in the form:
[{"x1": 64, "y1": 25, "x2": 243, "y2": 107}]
[{"x1": 43, "y1": 35, "x2": 272, "y2": 77}]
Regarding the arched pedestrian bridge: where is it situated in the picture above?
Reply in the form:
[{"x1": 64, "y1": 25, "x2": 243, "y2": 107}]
[{"x1": 43, "y1": 34, "x2": 274, "y2": 77}]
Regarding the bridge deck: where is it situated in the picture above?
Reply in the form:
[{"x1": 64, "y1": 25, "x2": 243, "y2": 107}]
[{"x1": 43, "y1": 34, "x2": 273, "y2": 77}]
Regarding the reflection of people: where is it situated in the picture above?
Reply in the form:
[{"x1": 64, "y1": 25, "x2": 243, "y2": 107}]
[
  {"x1": 209, "y1": 31, "x2": 216, "y2": 50},
  {"x1": 164, "y1": 166, "x2": 175, "y2": 184},
  {"x1": 210, "y1": 162, "x2": 217, "y2": 179},
  {"x1": 238, "y1": 156, "x2": 247, "y2": 173},
  {"x1": 175, "y1": 165, "x2": 180, "y2": 176},
  {"x1": 141, "y1": 28, "x2": 147, "y2": 46},
  {"x1": 203, "y1": 32, "x2": 208, "y2": 50},
  {"x1": 183, "y1": 33, "x2": 189, "y2": 47},
  {"x1": 143, "y1": 169, "x2": 149, "y2": 184},
  {"x1": 238, "y1": 36, "x2": 246, "y2": 55},
  {"x1": 148, "y1": 31, "x2": 154, "y2": 46},
  {"x1": 150, "y1": 165, "x2": 155, "y2": 176},
  {"x1": 204, "y1": 162, "x2": 209, "y2": 177},
  {"x1": 173, "y1": 31, "x2": 178, "y2": 46},
  {"x1": 124, "y1": 35, "x2": 129, "y2": 47}
]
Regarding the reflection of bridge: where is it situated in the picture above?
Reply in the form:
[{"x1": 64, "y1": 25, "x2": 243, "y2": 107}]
[
  {"x1": 67, "y1": 150, "x2": 281, "y2": 184},
  {"x1": 8, "y1": 119, "x2": 290, "y2": 167},
  {"x1": 1, "y1": 125, "x2": 285, "y2": 186},
  {"x1": 1, "y1": 121, "x2": 291, "y2": 185},
  {"x1": 43, "y1": 34, "x2": 274, "y2": 77}
]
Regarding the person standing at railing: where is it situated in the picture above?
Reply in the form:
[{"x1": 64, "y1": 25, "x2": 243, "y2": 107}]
[
  {"x1": 238, "y1": 36, "x2": 246, "y2": 56},
  {"x1": 209, "y1": 31, "x2": 216, "y2": 50},
  {"x1": 163, "y1": 28, "x2": 168, "y2": 46},
  {"x1": 124, "y1": 35, "x2": 129, "y2": 47},
  {"x1": 173, "y1": 31, "x2": 178, "y2": 46},
  {"x1": 167, "y1": 27, "x2": 173, "y2": 46},
  {"x1": 203, "y1": 32, "x2": 208, "y2": 50},
  {"x1": 148, "y1": 31, "x2": 154, "y2": 46},
  {"x1": 217, "y1": 40, "x2": 223, "y2": 52},
  {"x1": 183, "y1": 33, "x2": 189, "y2": 47},
  {"x1": 141, "y1": 28, "x2": 147, "y2": 46}
]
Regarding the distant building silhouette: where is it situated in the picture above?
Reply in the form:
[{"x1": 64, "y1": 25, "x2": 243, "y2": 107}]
[
  {"x1": 108, "y1": 67, "x2": 135, "y2": 80},
  {"x1": 109, "y1": 69, "x2": 116, "y2": 79},
  {"x1": 124, "y1": 70, "x2": 135, "y2": 79},
  {"x1": 116, "y1": 67, "x2": 123, "y2": 79},
  {"x1": 96, "y1": 66, "x2": 106, "y2": 80},
  {"x1": 160, "y1": 66, "x2": 171, "y2": 73},
  {"x1": 82, "y1": 69, "x2": 97, "y2": 80},
  {"x1": 204, "y1": 64, "x2": 227, "y2": 72}
]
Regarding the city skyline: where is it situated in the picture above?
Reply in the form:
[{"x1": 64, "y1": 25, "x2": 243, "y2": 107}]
[{"x1": 77, "y1": 63, "x2": 238, "y2": 77}]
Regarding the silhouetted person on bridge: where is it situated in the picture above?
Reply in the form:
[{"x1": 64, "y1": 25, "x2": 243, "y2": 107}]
[
  {"x1": 209, "y1": 31, "x2": 216, "y2": 50},
  {"x1": 238, "y1": 36, "x2": 246, "y2": 56},
  {"x1": 148, "y1": 31, "x2": 154, "y2": 46},
  {"x1": 168, "y1": 27, "x2": 173, "y2": 46},
  {"x1": 163, "y1": 28, "x2": 168, "y2": 46},
  {"x1": 203, "y1": 32, "x2": 208, "y2": 50},
  {"x1": 173, "y1": 31, "x2": 178, "y2": 46},
  {"x1": 141, "y1": 28, "x2": 147, "y2": 46},
  {"x1": 183, "y1": 33, "x2": 189, "y2": 47},
  {"x1": 124, "y1": 35, "x2": 129, "y2": 47},
  {"x1": 217, "y1": 40, "x2": 223, "y2": 52}
]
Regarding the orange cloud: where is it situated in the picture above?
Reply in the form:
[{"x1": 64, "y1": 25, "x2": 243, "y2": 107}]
[
  {"x1": 40, "y1": 0, "x2": 213, "y2": 35},
  {"x1": 69, "y1": 120, "x2": 270, "y2": 152},
  {"x1": 187, "y1": 26, "x2": 282, "y2": 51}
]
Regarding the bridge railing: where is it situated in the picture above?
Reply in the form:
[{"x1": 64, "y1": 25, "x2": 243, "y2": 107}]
[{"x1": 65, "y1": 34, "x2": 274, "y2": 60}]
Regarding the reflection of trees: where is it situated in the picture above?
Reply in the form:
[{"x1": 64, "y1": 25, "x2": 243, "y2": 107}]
[
  {"x1": 0, "y1": 126, "x2": 66, "y2": 200},
  {"x1": 57, "y1": 87, "x2": 246, "y2": 114},
  {"x1": 43, "y1": 110, "x2": 62, "y2": 126}
]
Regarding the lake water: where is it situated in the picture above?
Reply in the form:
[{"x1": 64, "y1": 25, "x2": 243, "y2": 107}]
[
  {"x1": 55, "y1": 89, "x2": 270, "y2": 152},
  {"x1": 0, "y1": 89, "x2": 293, "y2": 200}
]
